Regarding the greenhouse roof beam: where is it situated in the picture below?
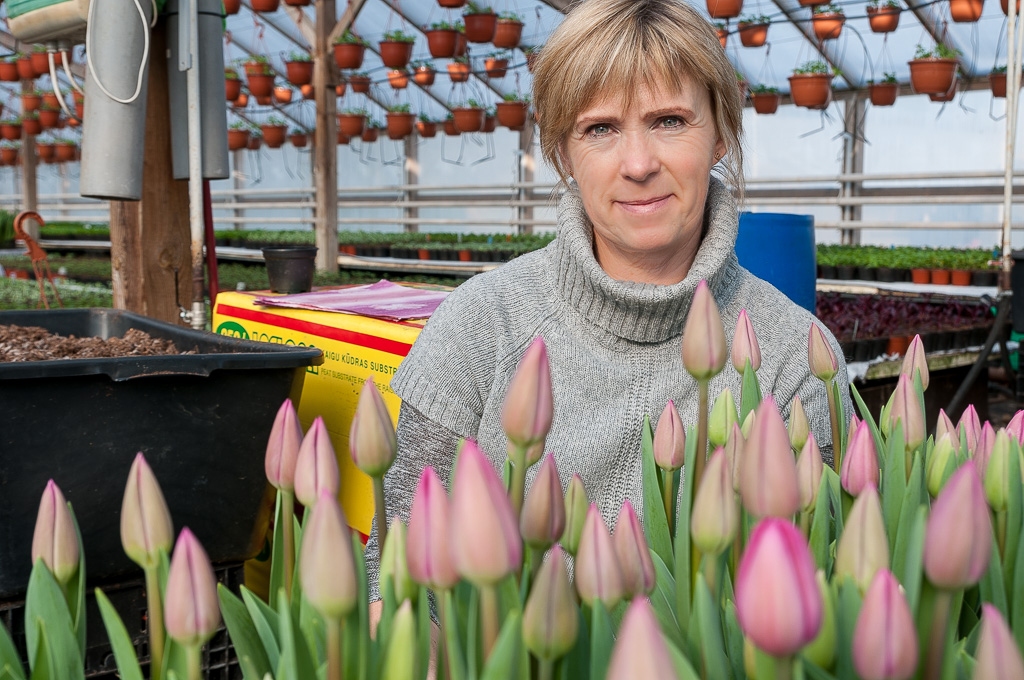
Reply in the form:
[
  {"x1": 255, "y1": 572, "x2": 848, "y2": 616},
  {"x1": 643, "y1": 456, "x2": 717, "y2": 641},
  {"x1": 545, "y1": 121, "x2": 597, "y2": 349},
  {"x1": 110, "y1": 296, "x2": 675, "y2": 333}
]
[
  {"x1": 364, "y1": 43, "x2": 454, "y2": 113},
  {"x1": 536, "y1": 0, "x2": 571, "y2": 12},
  {"x1": 0, "y1": 28, "x2": 85, "y2": 79},
  {"x1": 766, "y1": 0, "x2": 854, "y2": 88},
  {"x1": 282, "y1": 6, "x2": 317, "y2": 47},
  {"x1": 329, "y1": 0, "x2": 371, "y2": 45},
  {"x1": 242, "y1": 1, "x2": 311, "y2": 50},
  {"x1": 901, "y1": 0, "x2": 973, "y2": 76}
]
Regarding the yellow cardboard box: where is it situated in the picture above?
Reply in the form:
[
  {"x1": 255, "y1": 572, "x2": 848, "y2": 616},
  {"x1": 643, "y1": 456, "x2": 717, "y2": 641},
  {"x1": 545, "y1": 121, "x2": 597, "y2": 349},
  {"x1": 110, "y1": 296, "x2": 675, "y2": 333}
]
[{"x1": 213, "y1": 289, "x2": 426, "y2": 541}]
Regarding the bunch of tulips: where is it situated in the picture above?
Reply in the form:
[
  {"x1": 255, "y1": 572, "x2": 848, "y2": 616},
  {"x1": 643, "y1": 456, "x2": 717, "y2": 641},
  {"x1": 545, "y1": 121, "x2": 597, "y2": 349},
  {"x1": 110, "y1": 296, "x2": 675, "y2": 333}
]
[{"x1": 11, "y1": 278, "x2": 1024, "y2": 680}]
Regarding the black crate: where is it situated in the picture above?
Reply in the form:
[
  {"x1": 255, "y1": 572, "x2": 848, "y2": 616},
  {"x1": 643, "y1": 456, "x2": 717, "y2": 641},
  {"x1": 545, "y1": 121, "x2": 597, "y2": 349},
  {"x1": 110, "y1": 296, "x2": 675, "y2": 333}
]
[{"x1": 0, "y1": 562, "x2": 245, "y2": 679}]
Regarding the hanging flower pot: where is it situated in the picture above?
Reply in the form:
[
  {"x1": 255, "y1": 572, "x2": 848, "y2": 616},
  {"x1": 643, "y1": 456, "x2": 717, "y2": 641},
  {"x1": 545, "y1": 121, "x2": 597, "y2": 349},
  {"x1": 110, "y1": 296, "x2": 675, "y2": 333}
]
[
  {"x1": 444, "y1": 118, "x2": 461, "y2": 135},
  {"x1": 285, "y1": 58, "x2": 313, "y2": 86},
  {"x1": 707, "y1": 0, "x2": 743, "y2": 19},
  {"x1": 21, "y1": 92, "x2": 41, "y2": 113},
  {"x1": 349, "y1": 74, "x2": 371, "y2": 93},
  {"x1": 416, "y1": 119, "x2": 438, "y2": 137},
  {"x1": 30, "y1": 51, "x2": 49, "y2": 77},
  {"x1": 247, "y1": 73, "x2": 275, "y2": 97},
  {"x1": 463, "y1": 10, "x2": 497, "y2": 43},
  {"x1": 261, "y1": 123, "x2": 287, "y2": 148},
  {"x1": 255, "y1": 94, "x2": 272, "y2": 105},
  {"x1": 524, "y1": 47, "x2": 540, "y2": 72},
  {"x1": 234, "y1": 92, "x2": 249, "y2": 108},
  {"x1": 386, "y1": 111, "x2": 415, "y2": 139},
  {"x1": 335, "y1": 81, "x2": 346, "y2": 96},
  {"x1": 250, "y1": 0, "x2": 280, "y2": 11},
  {"x1": 869, "y1": 81, "x2": 899, "y2": 106},
  {"x1": 289, "y1": 131, "x2": 308, "y2": 147},
  {"x1": 75, "y1": 102, "x2": 84, "y2": 119},
  {"x1": 908, "y1": 54, "x2": 957, "y2": 95},
  {"x1": 227, "y1": 128, "x2": 250, "y2": 151},
  {"x1": 0, "y1": 60, "x2": 19, "y2": 82},
  {"x1": 248, "y1": 134, "x2": 262, "y2": 150},
  {"x1": 788, "y1": 70, "x2": 832, "y2": 108},
  {"x1": 495, "y1": 100, "x2": 529, "y2": 128},
  {"x1": 361, "y1": 126, "x2": 379, "y2": 143},
  {"x1": 485, "y1": 57, "x2": 508, "y2": 78},
  {"x1": 716, "y1": 25, "x2": 728, "y2": 48},
  {"x1": 866, "y1": 3, "x2": 900, "y2": 32},
  {"x1": 0, "y1": 147, "x2": 18, "y2": 165},
  {"x1": 387, "y1": 69, "x2": 409, "y2": 89},
  {"x1": 454, "y1": 32, "x2": 469, "y2": 57},
  {"x1": 439, "y1": 0, "x2": 467, "y2": 6},
  {"x1": 0, "y1": 122, "x2": 21, "y2": 141},
  {"x1": 56, "y1": 142, "x2": 76, "y2": 163},
  {"x1": 284, "y1": 0, "x2": 310, "y2": 5},
  {"x1": 452, "y1": 106, "x2": 485, "y2": 132},
  {"x1": 493, "y1": 16, "x2": 524, "y2": 48},
  {"x1": 990, "y1": 69, "x2": 1010, "y2": 97},
  {"x1": 38, "y1": 106, "x2": 59, "y2": 129},
  {"x1": 333, "y1": 34, "x2": 367, "y2": 70},
  {"x1": 41, "y1": 92, "x2": 59, "y2": 110},
  {"x1": 22, "y1": 114, "x2": 41, "y2": 136},
  {"x1": 379, "y1": 33, "x2": 416, "y2": 69},
  {"x1": 301, "y1": 83, "x2": 314, "y2": 99},
  {"x1": 737, "y1": 19, "x2": 769, "y2": 47},
  {"x1": 337, "y1": 112, "x2": 367, "y2": 137},
  {"x1": 16, "y1": 56, "x2": 34, "y2": 80},
  {"x1": 949, "y1": 0, "x2": 984, "y2": 22},
  {"x1": 482, "y1": 113, "x2": 496, "y2": 132},
  {"x1": 273, "y1": 86, "x2": 293, "y2": 104},
  {"x1": 35, "y1": 142, "x2": 55, "y2": 162},
  {"x1": 750, "y1": 89, "x2": 780, "y2": 114},
  {"x1": 1003, "y1": 0, "x2": 1021, "y2": 14},
  {"x1": 426, "y1": 28, "x2": 459, "y2": 58},
  {"x1": 225, "y1": 69, "x2": 242, "y2": 101},
  {"x1": 812, "y1": 7, "x2": 845, "y2": 40},
  {"x1": 224, "y1": 0, "x2": 241, "y2": 13},
  {"x1": 337, "y1": 130, "x2": 350, "y2": 145},
  {"x1": 447, "y1": 60, "x2": 471, "y2": 82},
  {"x1": 412, "y1": 64, "x2": 436, "y2": 87}
]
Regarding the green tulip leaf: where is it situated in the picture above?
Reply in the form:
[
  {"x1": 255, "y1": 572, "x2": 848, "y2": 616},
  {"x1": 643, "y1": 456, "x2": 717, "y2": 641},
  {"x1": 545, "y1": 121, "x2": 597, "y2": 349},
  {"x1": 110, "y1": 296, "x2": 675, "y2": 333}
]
[
  {"x1": 375, "y1": 578, "x2": 398, "y2": 671},
  {"x1": 641, "y1": 415, "x2": 674, "y2": 572},
  {"x1": 722, "y1": 604, "x2": 745, "y2": 680},
  {"x1": 674, "y1": 424, "x2": 698, "y2": 625},
  {"x1": 1003, "y1": 440, "x2": 1022, "y2": 597},
  {"x1": 1012, "y1": 526, "x2": 1024, "y2": 653},
  {"x1": 480, "y1": 611, "x2": 526, "y2": 680},
  {"x1": 891, "y1": 453, "x2": 924, "y2": 583},
  {"x1": 739, "y1": 361, "x2": 762, "y2": 423},
  {"x1": 416, "y1": 587, "x2": 431, "y2": 680},
  {"x1": 94, "y1": 589, "x2": 143, "y2": 680},
  {"x1": 802, "y1": 659, "x2": 840, "y2": 680},
  {"x1": 0, "y1": 667, "x2": 26, "y2": 680},
  {"x1": 588, "y1": 603, "x2": 614, "y2": 680},
  {"x1": 831, "y1": 379, "x2": 848, "y2": 455},
  {"x1": 0, "y1": 611, "x2": 23, "y2": 680},
  {"x1": 555, "y1": 605, "x2": 589, "y2": 680},
  {"x1": 443, "y1": 589, "x2": 467, "y2": 680},
  {"x1": 832, "y1": 577, "x2": 862, "y2": 680},
  {"x1": 351, "y1": 532, "x2": 371, "y2": 680},
  {"x1": 24, "y1": 560, "x2": 83, "y2": 680},
  {"x1": 824, "y1": 467, "x2": 844, "y2": 540},
  {"x1": 809, "y1": 472, "x2": 834, "y2": 574},
  {"x1": 277, "y1": 588, "x2": 317, "y2": 680},
  {"x1": 665, "y1": 635, "x2": 701, "y2": 680},
  {"x1": 691, "y1": 572, "x2": 728, "y2": 680},
  {"x1": 980, "y1": 530, "x2": 1009, "y2": 620},
  {"x1": 649, "y1": 552, "x2": 684, "y2": 649},
  {"x1": 269, "y1": 493, "x2": 285, "y2": 604},
  {"x1": 217, "y1": 584, "x2": 272, "y2": 680},
  {"x1": 465, "y1": 586, "x2": 479, "y2": 680},
  {"x1": 849, "y1": 383, "x2": 883, "y2": 460},
  {"x1": 160, "y1": 639, "x2": 190, "y2": 680},
  {"x1": 27, "y1": 620, "x2": 50, "y2": 680},
  {"x1": 901, "y1": 506, "x2": 928, "y2": 613},
  {"x1": 241, "y1": 586, "x2": 281, "y2": 671},
  {"x1": 881, "y1": 420, "x2": 907, "y2": 557},
  {"x1": 65, "y1": 505, "x2": 86, "y2": 659}
]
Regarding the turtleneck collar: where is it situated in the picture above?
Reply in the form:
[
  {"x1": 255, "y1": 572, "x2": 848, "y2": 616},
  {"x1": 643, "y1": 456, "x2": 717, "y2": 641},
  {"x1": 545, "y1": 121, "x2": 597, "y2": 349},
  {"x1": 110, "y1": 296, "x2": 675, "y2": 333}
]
[{"x1": 548, "y1": 177, "x2": 741, "y2": 344}]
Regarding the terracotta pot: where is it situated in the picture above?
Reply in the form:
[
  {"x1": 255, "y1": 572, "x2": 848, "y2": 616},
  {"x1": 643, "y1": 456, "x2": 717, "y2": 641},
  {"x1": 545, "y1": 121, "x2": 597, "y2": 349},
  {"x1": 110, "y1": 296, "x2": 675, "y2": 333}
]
[
  {"x1": 493, "y1": 19, "x2": 524, "y2": 48},
  {"x1": 482, "y1": 114, "x2": 496, "y2": 132},
  {"x1": 929, "y1": 79, "x2": 958, "y2": 102},
  {"x1": 990, "y1": 72, "x2": 1012, "y2": 98},
  {"x1": 35, "y1": 143, "x2": 55, "y2": 162},
  {"x1": 16, "y1": 57, "x2": 34, "y2": 80},
  {"x1": 447, "y1": 61, "x2": 471, "y2": 82},
  {"x1": 454, "y1": 33, "x2": 468, "y2": 57},
  {"x1": 38, "y1": 108, "x2": 59, "y2": 129},
  {"x1": 234, "y1": 93, "x2": 249, "y2": 108},
  {"x1": 464, "y1": 12, "x2": 497, "y2": 42},
  {"x1": 452, "y1": 107, "x2": 485, "y2": 132},
  {"x1": 798, "y1": 0, "x2": 823, "y2": 5},
  {"x1": 869, "y1": 82, "x2": 898, "y2": 106},
  {"x1": 247, "y1": 73, "x2": 275, "y2": 97},
  {"x1": 910, "y1": 268, "x2": 930, "y2": 284},
  {"x1": 284, "y1": 0, "x2": 310, "y2": 5},
  {"x1": 250, "y1": 0, "x2": 280, "y2": 11},
  {"x1": 273, "y1": 86, "x2": 293, "y2": 104},
  {"x1": 285, "y1": 60, "x2": 313, "y2": 86},
  {"x1": 386, "y1": 112, "x2": 415, "y2": 139},
  {"x1": 426, "y1": 29, "x2": 458, "y2": 58},
  {"x1": 247, "y1": 136, "x2": 262, "y2": 150},
  {"x1": 31, "y1": 52, "x2": 49, "y2": 77},
  {"x1": 379, "y1": 41, "x2": 414, "y2": 69},
  {"x1": 416, "y1": 120, "x2": 438, "y2": 138},
  {"x1": 227, "y1": 129, "x2": 250, "y2": 151},
  {"x1": 495, "y1": 101, "x2": 528, "y2": 128},
  {"x1": 224, "y1": 0, "x2": 241, "y2": 13},
  {"x1": 458, "y1": 250, "x2": 472, "y2": 262},
  {"x1": 22, "y1": 118, "x2": 41, "y2": 136},
  {"x1": 738, "y1": 22, "x2": 768, "y2": 47},
  {"x1": 55, "y1": 143, "x2": 77, "y2": 163},
  {"x1": 289, "y1": 132, "x2": 308, "y2": 148},
  {"x1": 716, "y1": 28, "x2": 728, "y2": 49},
  {"x1": 930, "y1": 269, "x2": 951, "y2": 285},
  {"x1": 261, "y1": 124, "x2": 287, "y2": 148},
  {"x1": 1003, "y1": 0, "x2": 1021, "y2": 14},
  {"x1": 485, "y1": 58, "x2": 508, "y2": 79},
  {"x1": 255, "y1": 94, "x2": 273, "y2": 106},
  {"x1": 750, "y1": 92, "x2": 780, "y2": 114},
  {"x1": 413, "y1": 66, "x2": 436, "y2": 87},
  {"x1": 444, "y1": 118, "x2": 460, "y2": 135},
  {"x1": 337, "y1": 113, "x2": 366, "y2": 137},
  {"x1": 335, "y1": 81, "x2": 346, "y2": 96},
  {"x1": 866, "y1": 6, "x2": 900, "y2": 32},
  {"x1": 909, "y1": 58, "x2": 957, "y2": 95},
  {"x1": 387, "y1": 70, "x2": 409, "y2": 89},
  {"x1": 0, "y1": 148, "x2": 18, "y2": 165},
  {"x1": 950, "y1": 0, "x2": 984, "y2": 21},
  {"x1": 361, "y1": 127, "x2": 379, "y2": 143},
  {"x1": 226, "y1": 77, "x2": 242, "y2": 101},
  {"x1": 333, "y1": 43, "x2": 365, "y2": 70},
  {"x1": 951, "y1": 269, "x2": 972, "y2": 286},
  {"x1": 337, "y1": 130, "x2": 350, "y2": 145},
  {"x1": 301, "y1": 84, "x2": 314, "y2": 99},
  {"x1": 349, "y1": 75, "x2": 371, "y2": 93},
  {"x1": 0, "y1": 62, "x2": 19, "y2": 82},
  {"x1": 41, "y1": 92, "x2": 59, "y2": 109},
  {"x1": 812, "y1": 13, "x2": 844, "y2": 40},
  {"x1": 74, "y1": 103, "x2": 84, "y2": 120},
  {"x1": 21, "y1": 93, "x2": 41, "y2": 112},
  {"x1": 0, "y1": 123, "x2": 21, "y2": 141},
  {"x1": 886, "y1": 336, "x2": 911, "y2": 357},
  {"x1": 706, "y1": 0, "x2": 743, "y2": 19},
  {"x1": 438, "y1": 0, "x2": 467, "y2": 6},
  {"x1": 788, "y1": 73, "x2": 832, "y2": 108}
]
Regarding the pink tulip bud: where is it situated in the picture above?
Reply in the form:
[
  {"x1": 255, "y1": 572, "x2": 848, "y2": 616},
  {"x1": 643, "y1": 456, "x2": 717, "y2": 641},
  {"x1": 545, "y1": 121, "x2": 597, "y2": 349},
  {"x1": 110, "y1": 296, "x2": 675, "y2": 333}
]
[
  {"x1": 841, "y1": 421, "x2": 879, "y2": 497},
  {"x1": 959, "y1": 405, "x2": 982, "y2": 456},
  {"x1": 407, "y1": 467, "x2": 458, "y2": 591},
  {"x1": 501, "y1": 337, "x2": 554, "y2": 449},
  {"x1": 613, "y1": 501, "x2": 656, "y2": 596},
  {"x1": 522, "y1": 546, "x2": 579, "y2": 662},
  {"x1": 521, "y1": 454, "x2": 566, "y2": 550},
  {"x1": 682, "y1": 280, "x2": 727, "y2": 381},
  {"x1": 164, "y1": 528, "x2": 221, "y2": 647},
  {"x1": 653, "y1": 400, "x2": 686, "y2": 471},
  {"x1": 935, "y1": 409, "x2": 956, "y2": 444},
  {"x1": 736, "y1": 518, "x2": 823, "y2": 657},
  {"x1": 797, "y1": 433, "x2": 824, "y2": 512},
  {"x1": 849, "y1": 413, "x2": 862, "y2": 435},
  {"x1": 789, "y1": 396, "x2": 810, "y2": 453},
  {"x1": 889, "y1": 374, "x2": 925, "y2": 452},
  {"x1": 900, "y1": 334, "x2": 929, "y2": 391},
  {"x1": 973, "y1": 604, "x2": 1024, "y2": 680},
  {"x1": 607, "y1": 598, "x2": 677, "y2": 680},
  {"x1": 265, "y1": 399, "x2": 302, "y2": 491},
  {"x1": 299, "y1": 491, "x2": 358, "y2": 619},
  {"x1": 725, "y1": 422, "x2": 744, "y2": 493},
  {"x1": 120, "y1": 453, "x2": 174, "y2": 570},
  {"x1": 294, "y1": 416, "x2": 341, "y2": 507},
  {"x1": 808, "y1": 323, "x2": 839, "y2": 382},
  {"x1": 852, "y1": 569, "x2": 918, "y2": 680},
  {"x1": 709, "y1": 389, "x2": 739, "y2": 449},
  {"x1": 449, "y1": 440, "x2": 521, "y2": 586},
  {"x1": 575, "y1": 504, "x2": 625, "y2": 609},
  {"x1": 31, "y1": 480, "x2": 79, "y2": 585},
  {"x1": 835, "y1": 485, "x2": 890, "y2": 592},
  {"x1": 740, "y1": 397, "x2": 800, "y2": 519},
  {"x1": 732, "y1": 309, "x2": 762, "y2": 374},
  {"x1": 691, "y1": 448, "x2": 738, "y2": 555},
  {"x1": 1006, "y1": 410, "x2": 1024, "y2": 445},
  {"x1": 561, "y1": 475, "x2": 588, "y2": 556},
  {"x1": 975, "y1": 421, "x2": 996, "y2": 477},
  {"x1": 349, "y1": 377, "x2": 397, "y2": 478},
  {"x1": 923, "y1": 461, "x2": 992, "y2": 589}
]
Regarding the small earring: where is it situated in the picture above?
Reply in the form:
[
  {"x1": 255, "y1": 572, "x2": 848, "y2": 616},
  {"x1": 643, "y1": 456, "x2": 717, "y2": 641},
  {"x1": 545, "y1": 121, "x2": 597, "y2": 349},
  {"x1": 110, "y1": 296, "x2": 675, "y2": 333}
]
[{"x1": 714, "y1": 152, "x2": 722, "y2": 161}]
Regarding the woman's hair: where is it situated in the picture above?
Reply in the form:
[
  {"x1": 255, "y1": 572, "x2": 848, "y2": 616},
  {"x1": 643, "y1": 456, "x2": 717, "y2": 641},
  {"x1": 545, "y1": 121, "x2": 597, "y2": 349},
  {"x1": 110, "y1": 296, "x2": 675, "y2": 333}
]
[{"x1": 532, "y1": 0, "x2": 744, "y2": 196}]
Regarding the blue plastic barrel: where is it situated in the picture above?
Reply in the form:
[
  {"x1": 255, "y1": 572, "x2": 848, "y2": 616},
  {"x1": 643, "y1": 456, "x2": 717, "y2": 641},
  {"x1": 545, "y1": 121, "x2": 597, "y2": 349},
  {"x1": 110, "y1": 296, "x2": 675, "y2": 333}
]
[{"x1": 735, "y1": 212, "x2": 816, "y2": 312}]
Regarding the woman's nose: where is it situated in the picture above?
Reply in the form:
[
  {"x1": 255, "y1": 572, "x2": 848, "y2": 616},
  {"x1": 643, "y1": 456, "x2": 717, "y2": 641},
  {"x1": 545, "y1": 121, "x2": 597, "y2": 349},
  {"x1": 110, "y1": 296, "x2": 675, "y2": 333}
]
[{"x1": 619, "y1": 132, "x2": 660, "y2": 181}]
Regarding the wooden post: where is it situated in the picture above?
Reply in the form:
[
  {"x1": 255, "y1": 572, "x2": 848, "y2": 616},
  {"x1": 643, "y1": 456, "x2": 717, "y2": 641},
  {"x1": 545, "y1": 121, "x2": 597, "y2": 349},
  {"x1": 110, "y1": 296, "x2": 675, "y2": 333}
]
[
  {"x1": 20, "y1": 79, "x2": 38, "y2": 239},
  {"x1": 403, "y1": 136, "x2": 418, "y2": 232},
  {"x1": 109, "y1": 21, "x2": 191, "y2": 324},
  {"x1": 840, "y1": 96, "x2": 864, "y2": 246},
  {"x1": 313, "y1": 0, "x2": 338, "y2": 272}
]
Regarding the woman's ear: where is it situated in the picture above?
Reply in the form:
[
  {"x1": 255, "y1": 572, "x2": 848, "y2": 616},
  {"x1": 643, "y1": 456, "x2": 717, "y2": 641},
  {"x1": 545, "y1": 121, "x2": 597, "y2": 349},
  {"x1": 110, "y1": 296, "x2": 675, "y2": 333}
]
[
  {"x1": 713, "y1": 138, "x2": 727, "y2": 163},
  {"x1": 557, "y1": 141, "x2": 573, "y2": 177}
]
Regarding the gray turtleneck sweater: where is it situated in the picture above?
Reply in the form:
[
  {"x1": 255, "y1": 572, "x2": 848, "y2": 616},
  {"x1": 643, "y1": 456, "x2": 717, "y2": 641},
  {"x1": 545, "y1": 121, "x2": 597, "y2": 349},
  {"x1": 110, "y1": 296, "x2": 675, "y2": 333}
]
[{"x1": 366, "y1": 178, "x2": 852, "y2": 597}]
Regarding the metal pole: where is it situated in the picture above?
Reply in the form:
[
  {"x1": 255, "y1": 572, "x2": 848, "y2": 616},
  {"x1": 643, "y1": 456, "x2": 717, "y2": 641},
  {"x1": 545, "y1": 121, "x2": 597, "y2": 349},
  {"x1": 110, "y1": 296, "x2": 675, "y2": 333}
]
[
  {"x1": 1003, "y1": 0, "x2": 1023, "y2": 291},
  {"x1": 185, "y1": 0, "x2": 205, "y2": 328}
]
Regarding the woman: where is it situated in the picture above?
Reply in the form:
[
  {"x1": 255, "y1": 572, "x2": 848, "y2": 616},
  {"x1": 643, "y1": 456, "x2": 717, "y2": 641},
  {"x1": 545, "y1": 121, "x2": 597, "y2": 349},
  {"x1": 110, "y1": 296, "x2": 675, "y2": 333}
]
[{"x1": 367, "y1": 0, "x2": 851, "y2": 598}]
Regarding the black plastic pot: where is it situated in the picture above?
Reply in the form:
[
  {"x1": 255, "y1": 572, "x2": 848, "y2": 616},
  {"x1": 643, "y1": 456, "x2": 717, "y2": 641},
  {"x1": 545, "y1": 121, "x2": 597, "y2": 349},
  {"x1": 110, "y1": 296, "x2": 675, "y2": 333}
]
[
  {"x1": 836, "y1": 265, "x2": 857, "y2": 280},
  {"x1": 818, "y1": 264, "x2": 837, "y2": 279},
  {"x1": 0, "y1": 309, "x2": 322, "y2": 598},
  {"x1": 262, "y1": 246, "x2": 318, "y2": 294},
  {"x1": 858, "y1": 266, "x2": 878, "y2": 281},
  {"x1": 876, "y1": 267, "x2": 898, "y2": 283}
]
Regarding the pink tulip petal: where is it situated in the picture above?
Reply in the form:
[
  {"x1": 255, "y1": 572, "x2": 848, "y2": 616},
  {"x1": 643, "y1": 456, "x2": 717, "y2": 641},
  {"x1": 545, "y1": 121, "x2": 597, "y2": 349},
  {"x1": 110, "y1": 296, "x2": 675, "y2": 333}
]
[
  {"x1": 407, "y1": 467, "x2": 458, "y2": 590},
  {"x1": 923, "y1": 461, "x2": 992, "y2": 589}
]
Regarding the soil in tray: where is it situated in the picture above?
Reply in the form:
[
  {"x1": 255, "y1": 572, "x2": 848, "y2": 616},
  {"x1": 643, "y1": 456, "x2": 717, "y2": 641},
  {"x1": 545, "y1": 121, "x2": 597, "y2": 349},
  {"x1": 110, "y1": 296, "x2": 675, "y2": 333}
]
[{"x1": 0, "y1": 325, "x2": 193, "y2": 362}]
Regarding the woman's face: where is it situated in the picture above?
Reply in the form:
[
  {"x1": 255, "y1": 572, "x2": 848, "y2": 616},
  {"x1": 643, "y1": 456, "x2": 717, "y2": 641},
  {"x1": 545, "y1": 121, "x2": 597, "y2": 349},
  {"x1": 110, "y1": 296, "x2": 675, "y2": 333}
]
[{"x1": 562, "y1": 76, "x2": 726, "y2": 284}]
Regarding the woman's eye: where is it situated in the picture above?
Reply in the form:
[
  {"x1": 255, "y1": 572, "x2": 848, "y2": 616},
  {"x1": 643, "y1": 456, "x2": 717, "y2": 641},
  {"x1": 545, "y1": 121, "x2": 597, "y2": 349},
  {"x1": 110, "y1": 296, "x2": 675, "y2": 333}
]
[
  {"x1": 661, "y1": 116, "x2": 685, "y2": 129},
  {"x1": 587, "y1": 124, "x2": 611, "y2": 136}
]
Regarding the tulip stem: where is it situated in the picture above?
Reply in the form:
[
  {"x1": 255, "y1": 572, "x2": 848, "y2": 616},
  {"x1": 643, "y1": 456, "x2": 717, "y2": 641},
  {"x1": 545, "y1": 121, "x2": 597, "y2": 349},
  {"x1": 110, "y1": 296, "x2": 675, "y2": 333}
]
[
  {"x1": 282, "y1": 489, "x2": 295, "y2": 599},
  {"x1": 996, "y1": 509, "x2": 1008, "y2": 560},
  {"x1": 373, "y1": 476, "x2": 388, "y2": 566},
  {"x1": 327, "y1": 617, "x2": 344, "y2": 680},
  {"x1": 695, "y1": 380, "x2": 710, "y2": 488},
  {"x1": 539, "y1": 659, "x2": 555, "y2": 680},
  {"x1": 480, "y1": 584, "x2": 500, "y2": 662},
  {"x1": 799, "y1": 509, "x2": 813, "y2": 538},
  {"x1": 661, "y1": 470, "x2": 675, "y2": 537},
  {"x1": 922, "y1": 588, "x2": 953, "y2": 680},
  {"x1": 185, "y1": 644, "x2": 202, "y2": 680},
  {"x1": 439, "y1": 589, "x2": 451, "y2": 680},
  {"x1": 144, "y1": 565, "x2": 165, "y2": 680},
  {"x1": 508, "y1": 444, "x2": 527, "y2": 519},
  {"x1": 825, "y1": 380, "x2": 841, "y2": 474},
  {"x1": 769, "y1": 655, "x2": 794, "y2": 680}
]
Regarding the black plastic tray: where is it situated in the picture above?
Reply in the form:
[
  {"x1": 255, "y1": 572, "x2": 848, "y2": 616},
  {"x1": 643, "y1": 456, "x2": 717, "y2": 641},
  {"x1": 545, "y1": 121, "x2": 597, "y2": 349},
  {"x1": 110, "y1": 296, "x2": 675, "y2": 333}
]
[{"x1": 0, "y1": 309, "x2": 323, "y2": 597}]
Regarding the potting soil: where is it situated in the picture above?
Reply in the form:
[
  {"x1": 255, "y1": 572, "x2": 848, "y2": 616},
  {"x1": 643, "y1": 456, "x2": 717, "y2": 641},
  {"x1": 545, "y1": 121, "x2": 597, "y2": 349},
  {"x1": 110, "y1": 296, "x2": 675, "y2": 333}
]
[{"x1": 0, "y1": 324, "x2": 192, "y2": 362}]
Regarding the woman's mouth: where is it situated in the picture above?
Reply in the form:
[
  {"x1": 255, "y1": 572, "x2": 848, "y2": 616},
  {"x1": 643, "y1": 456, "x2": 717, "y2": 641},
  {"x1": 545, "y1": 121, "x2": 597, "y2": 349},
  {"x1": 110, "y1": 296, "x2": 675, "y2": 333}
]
[{"x1": 617, "y1": 195, "x2": 671, "y2": 215}]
